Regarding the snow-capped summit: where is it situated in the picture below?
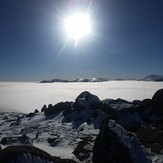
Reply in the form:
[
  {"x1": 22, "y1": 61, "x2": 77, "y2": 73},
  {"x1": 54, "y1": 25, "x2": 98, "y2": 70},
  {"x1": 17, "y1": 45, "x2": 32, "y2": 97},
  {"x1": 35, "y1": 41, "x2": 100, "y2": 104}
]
[{"x1": 73, "y1": 78, "x2": 110, "y2": 82}]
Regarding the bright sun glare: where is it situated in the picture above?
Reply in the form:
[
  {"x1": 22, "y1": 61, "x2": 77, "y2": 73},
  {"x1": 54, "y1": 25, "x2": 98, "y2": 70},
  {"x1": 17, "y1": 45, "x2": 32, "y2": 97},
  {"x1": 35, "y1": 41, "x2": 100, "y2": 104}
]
[{"x1": 65, "y1": 13, "x2": 91, "y2": 41}]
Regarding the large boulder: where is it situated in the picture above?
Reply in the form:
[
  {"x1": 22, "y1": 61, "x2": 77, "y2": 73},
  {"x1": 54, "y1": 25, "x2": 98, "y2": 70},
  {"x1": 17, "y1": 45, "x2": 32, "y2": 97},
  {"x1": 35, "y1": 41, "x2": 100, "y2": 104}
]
[
  {"x1": 136, "y1": 128, "x2": 163, "y2": 153},
  {"x1": 62, "y1": 92, "x2": 105, "y2": 129},
  {"x1": 74, "y1": 91, "x2": 101, "y2": 110},
  {"x1": 151, "y1": 89, "x2": 163, "y2": 116},
  {"x1": 93, "y1": 120, "x2": 151, "y2": 163},
  {"x1": 0, "y1": 145, "x2": 76, "y2": 163}
]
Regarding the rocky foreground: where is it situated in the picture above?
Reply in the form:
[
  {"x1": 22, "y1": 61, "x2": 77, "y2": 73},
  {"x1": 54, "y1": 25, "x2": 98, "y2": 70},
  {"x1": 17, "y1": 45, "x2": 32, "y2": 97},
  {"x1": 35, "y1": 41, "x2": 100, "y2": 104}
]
[{"x1": 0, "y1": 89, "x2": 163, "y2": 162}]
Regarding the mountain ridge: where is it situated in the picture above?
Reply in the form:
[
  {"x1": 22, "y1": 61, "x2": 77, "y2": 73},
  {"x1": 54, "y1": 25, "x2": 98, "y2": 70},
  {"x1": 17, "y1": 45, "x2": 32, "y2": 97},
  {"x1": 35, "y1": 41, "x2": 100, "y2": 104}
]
[{"x1": 40, "y1": 75, "x2": 163, "y2": 83}]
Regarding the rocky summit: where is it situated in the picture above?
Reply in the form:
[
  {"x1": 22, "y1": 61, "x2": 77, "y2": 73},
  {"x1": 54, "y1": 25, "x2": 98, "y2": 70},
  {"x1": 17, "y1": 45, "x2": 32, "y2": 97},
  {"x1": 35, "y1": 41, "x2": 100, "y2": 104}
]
[{"x1": 0, "y1": 89, "x2": 163, "y2": 162}]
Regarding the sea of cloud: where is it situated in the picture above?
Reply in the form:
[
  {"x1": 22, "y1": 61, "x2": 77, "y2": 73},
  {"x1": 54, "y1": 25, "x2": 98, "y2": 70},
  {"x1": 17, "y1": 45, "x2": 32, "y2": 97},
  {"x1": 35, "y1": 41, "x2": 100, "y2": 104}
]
[{"x1": 0, "y1": 81, "x2": 162, "y2": 113}]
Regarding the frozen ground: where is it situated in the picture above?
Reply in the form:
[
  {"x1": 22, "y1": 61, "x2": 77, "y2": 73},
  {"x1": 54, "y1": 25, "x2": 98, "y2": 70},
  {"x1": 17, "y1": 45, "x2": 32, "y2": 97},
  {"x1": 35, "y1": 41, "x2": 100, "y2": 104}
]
[
  {"x1": 0, "y1": 110, "x2": 98, "y2": 162},
  {"x1": 0, "y1": 81, "x2": 162, "y2": 113}
]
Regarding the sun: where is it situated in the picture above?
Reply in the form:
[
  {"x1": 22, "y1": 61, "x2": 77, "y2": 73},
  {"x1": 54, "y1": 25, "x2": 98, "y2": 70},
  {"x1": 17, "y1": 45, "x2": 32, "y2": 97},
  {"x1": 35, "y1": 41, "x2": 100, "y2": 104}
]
[{"x1": 64, "y1": 12, "x2": 91, "y2": 41}]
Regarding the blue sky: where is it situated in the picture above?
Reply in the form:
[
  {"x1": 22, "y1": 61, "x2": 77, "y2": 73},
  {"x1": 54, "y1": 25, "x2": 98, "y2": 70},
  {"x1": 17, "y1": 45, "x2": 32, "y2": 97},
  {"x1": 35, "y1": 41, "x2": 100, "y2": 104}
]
[{"x1": 0, "y1": 0, "x2": 163, "y2": 81}]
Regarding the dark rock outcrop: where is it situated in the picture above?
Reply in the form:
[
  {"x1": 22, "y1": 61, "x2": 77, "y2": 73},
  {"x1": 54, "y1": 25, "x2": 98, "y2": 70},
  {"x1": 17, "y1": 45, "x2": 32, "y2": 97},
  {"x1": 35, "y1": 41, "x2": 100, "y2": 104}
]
[
  {"x1": 136, "y1": 127, "x2": 163, "y2": 153},
  {"x1": 93, "y1": 120, "x2": 151, "y2": 163},
  {"x1": 41, "y1": 104, "x2": 47, "y2": 112},
  {"x1": 0, "y1": 135, "x2": 33, "y2": 145},
  {"x1": 45, "y1": 102, "x2": 73, "y2": 117},
  {"x1": 26, "y1": 112, "x2": 36, "y2": 118},
  {"x1": 151, "y1": 89, "x2": 163, "y2": 116},
  {"x1": 137, "y1": 99, "x2": 152, "y2": 113},
  {"x1": 0, "y1": 145, "x2": 76, "y2": 163},
  {"x1": 34, "y1": 109, "x2": 39, "y2": 113},
  {"x1": 62, "y1": 92, "x2": 106, "y2": 129}
]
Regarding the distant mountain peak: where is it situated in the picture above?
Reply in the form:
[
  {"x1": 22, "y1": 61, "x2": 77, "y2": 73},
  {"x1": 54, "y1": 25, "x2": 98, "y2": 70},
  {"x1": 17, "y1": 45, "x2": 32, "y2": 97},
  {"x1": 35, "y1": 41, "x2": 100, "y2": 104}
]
[{"x1": 140, "y1": 75, "x2": 163, "y2": 81}]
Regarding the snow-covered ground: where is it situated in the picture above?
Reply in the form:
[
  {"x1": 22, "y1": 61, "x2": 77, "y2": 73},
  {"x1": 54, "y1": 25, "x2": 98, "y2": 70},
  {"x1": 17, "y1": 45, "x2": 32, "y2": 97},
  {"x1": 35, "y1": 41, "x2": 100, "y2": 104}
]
[
  {"x1": 0, "y1": 110, "x2": 98, "y2": 162},
  {"x1": 0, "y1": 81, "x2": 162, "y2": 113}
]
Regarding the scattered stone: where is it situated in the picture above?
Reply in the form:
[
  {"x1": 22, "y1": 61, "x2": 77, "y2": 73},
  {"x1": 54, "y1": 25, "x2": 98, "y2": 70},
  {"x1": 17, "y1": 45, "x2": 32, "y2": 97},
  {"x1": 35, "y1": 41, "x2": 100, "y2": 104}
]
[
  {"x1": 48, "y1": 104, "x2": 53, "y2": 108},
  {"x1": 47, "y1": 137, "x2": 60, "y2": 147},
  {"x1": 3, "y1": 116, "x2": 8, "y2": 120},
  {"x1": 26, "y1": 112, "x2": 36, "y2": 118},
  {"x1": 34, "y1": 109, "x2": 39, "y2": 113},
  {"x1": 10, "y1": 121, "x2": 20, "y2": 126},
  {"x1": 41, "y1": 104, "x2": 47, "y2": 112},
  {"x1": 45, "y1": 102, "x2": 73, "y2": 117},
  {"x1": 73, "y1": 137, "x2": 92, "y2": 161},
  {"x1": 35, "y1": 132, "x2": 40, "y2": 139},
  {"x1": 0, "y1": 135, "x2": 33, "y2": 145},
  {"x1": 133, "y1": 100, "x2": 142, "y2": 105}
]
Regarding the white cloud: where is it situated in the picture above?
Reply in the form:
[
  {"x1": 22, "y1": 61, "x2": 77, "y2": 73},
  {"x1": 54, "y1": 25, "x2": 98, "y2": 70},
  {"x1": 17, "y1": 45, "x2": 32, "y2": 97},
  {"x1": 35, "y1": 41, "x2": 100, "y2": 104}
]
[{"x1": 0, "y1": 81, "x2": 162, "y2": 113}]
